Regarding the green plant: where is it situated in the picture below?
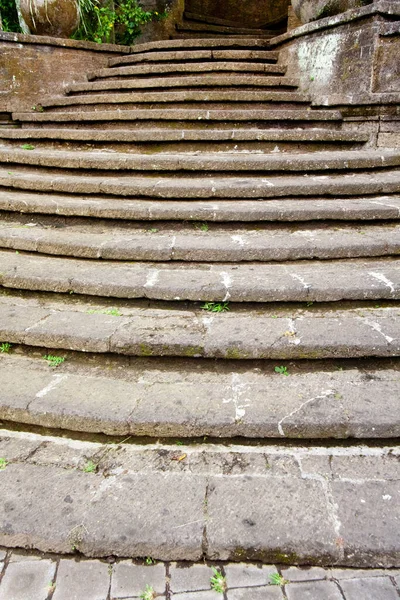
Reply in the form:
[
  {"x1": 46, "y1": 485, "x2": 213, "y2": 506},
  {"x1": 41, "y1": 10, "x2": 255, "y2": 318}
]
[
  {"x1": 0, "y1": 458, "x2": 7, "y2": 470},
  {"x1": 0, "y1": 342, "x2": 11, "y2": 353},
  {"x1": 87, "y1": 308, "x2": 122, "y2": 316},
  {"x1": 43, "y1": 354, "x2": 65, "y2": 367},
  {"x1": 274, "y1": 366, "x2": 289, "y2": 376},
  {"x1": 147, "y1": 228, "x2": 158, "y2": 233},
  {"x1": 210, "y1": 567, "x2": 226, "y2": 594},
  {"x1": 269, "y1": 573, "x2": 288, "y2": 586},
  {"x1": 193, "y1": 221, "x2": 209, "y2": 232},
  {"x1": 0, "y1": 0, "x2": 21, "y2": 32},
  {"x1": 145, "y1": 556, "x2": 154, "y2": 565},
  {"x1": 201, "y1": 302, "x2": 230, "y2": 313},
  {"x1": 139, "y1": 584, "x2": 155, "y2": 600},
  {"x1": 83, "y1": 460, "x2": 96, "y2": 473},
  {"x1": 21, "y1": 144, "x2": 35, "y2": 150}
]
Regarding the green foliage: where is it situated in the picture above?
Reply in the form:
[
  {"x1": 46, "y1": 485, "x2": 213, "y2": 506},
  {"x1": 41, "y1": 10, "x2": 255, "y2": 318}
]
[
  {"x1": 83, "y1": 460, "x2": 96, "y2": 473},
  {"x1": 139, "y1": 584, "x2": 155, "y2": 600},
  {"x1": 0, "y1": 342, "x2": 11, "y2": 353},
  {"x1": 193, "y1": 221, "x2": 209, "y2": 232},
  {"x1": 73, "y1": 0, "x2": 164, "y2": 46},
  {"x1": 274, "y1": 365, "x2": 289, "y2": 376},
  {"x1": 0, "y1": 458, "x2": 7, "y2": 470},
  {"x1": 269, "y1": 573, "x2": 288, "y2": 586},
  {"x1": 21, "y1": 144, "x2": 35, "y2": 150},
  {"x1": 43, "y1": 354, "x2": 65, "y2": 367},
  {"x1": 210, "y1": 567, "x2": 226, "y2": 594},
  {"x1": 201, "y1": 302, "x2": 230, "y2": 313},
  {"x1": 0, "y1": 0, "x2": 21, "y2": 32}
]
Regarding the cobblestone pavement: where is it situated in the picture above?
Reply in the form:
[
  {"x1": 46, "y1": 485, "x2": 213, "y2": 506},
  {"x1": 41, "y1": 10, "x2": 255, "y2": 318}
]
[{"x1": 0, "y1": 549, "x2": 400, "y2": 600}]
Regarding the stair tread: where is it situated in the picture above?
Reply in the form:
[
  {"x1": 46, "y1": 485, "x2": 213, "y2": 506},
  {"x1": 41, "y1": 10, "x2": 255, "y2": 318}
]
[
  {"x1": 0, "y1": 429, "x2": 398, "y2": 564},
  {"x1": 0, "y1": 220, "x2": 399, "y2": 263},
  {"x1": 0, "y1": 353, "x2": 399, "y2": 439},
  {"x1": 88, "y1": 62, "x2": 288, "y2": 80},
  {"x1": 0, "y1": 128, "x2": 369, "y2": 143},
  {"x1": 65, "y1": 75, "x2": 299, "y2": 94},
  {"x1": 12, "y1": 108, "x2": 343, "y2": 122},
  {"x1": 2, "y1": 166, "x2": 400, "y2": 198},
  {"x1": 0, "y1": 293, "x2": 399, "y2": 359},
  {"x1": 1, "y1": 190, "x2": 400, "y2": 221},
  {"x1": 0, "y1": 249, "x2": 400, "y2": 300},
  {"x1": 109, "y1": 50, "x2": 280, "y2": 67},
  {"x1": 1, "y1": 149, "x2": 398, "y2": 171},
  {"x1": 176, "y1": 22, "x2": 275, "y2": 35}
]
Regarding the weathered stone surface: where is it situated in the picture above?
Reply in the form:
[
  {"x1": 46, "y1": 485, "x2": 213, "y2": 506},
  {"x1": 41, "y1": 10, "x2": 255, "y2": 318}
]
[
  {"x1": 281, "y1": 566, "x2": 327, "y2": 582},
  {"x1": 229, "y1": 587, "x2": 285, "y2": 599},
  {"x1": 339, "y1": 576, "x2": 399, "y2": 600},
  {"x1": 225, "y1": 563, "x2": 278, "y2": 588},
  {"x1": 0, "y1": 558, "x2": 56, "y2": 600},
  {"x1": 52, "y1": 559, "x2": 110, "y2": 600},
  {"x1": 292, "y1": 0, "x2": 372, "y2": 24},
  {"x1": 286, "y1": 580, "x2": 343, "y2": 599},
  {"x1": 169, "y1": 563, "x2": 212, "y2": 593},
  {"x1": 110, "y1": 562, "x2": 166, "y2": 598}
]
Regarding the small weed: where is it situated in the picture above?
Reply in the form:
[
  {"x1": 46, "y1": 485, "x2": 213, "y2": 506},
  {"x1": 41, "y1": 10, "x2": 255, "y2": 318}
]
[
  {"x1": 21, "y1": 144, "x2": 35, "y2": 150},
  {"x1": 0, "y1": 458, "x2": 7, "y2": 470},
  {"x1": 201, "y1": 302, "x2": 229, "y2": 313},
  {"x1": 275, "y1": 366, "x2": 289, "y2": 376},
  {"x1": 0, "y1": 342, "x2": 11, "y2": 353},
  {"x1": 147, "y1": 228, "x2": 158, "y2": 233},
  {"x1": 145, "y1": 556, "x2": 155, "y2": 565},
  {"x1": 87, "y1": 308, "x2": 122, "y2": 316},
  {"x1": 175, "y1": 440, "x2": 184, "y2": 446},
  {"x1": 306, "y1": 301, "x2": 314, "y2": 307},
  {"x1": 47, "y1": 582, "x2": 56, "y2": 593},
  {"x1": 83, "y1": 460, "x2": 96, "y2": 473},
  {"x1": 269, "y1": 573, "x2": 288, "y2": 586},
  {"x1": 43, "y1": 355, "x2": 65, "y2": 368},
  {"x1": 193, "y1": 221, "x2": 209, "y2": 232},
  {"x1": 139, "y1": 584, "x2": 155, "y2": 600},
  {"x1": 210, "y1": 567, "x2": 226, "y2": 594},
  {"x1": 310, "y1": 75, "x2": 315, "y2": 81}
]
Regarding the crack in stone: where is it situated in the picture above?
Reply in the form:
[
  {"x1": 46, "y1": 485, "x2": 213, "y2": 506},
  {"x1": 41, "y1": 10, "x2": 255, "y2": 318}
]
[{"x1": 277, "y1": 389, "x2": 335, "y2": 436}]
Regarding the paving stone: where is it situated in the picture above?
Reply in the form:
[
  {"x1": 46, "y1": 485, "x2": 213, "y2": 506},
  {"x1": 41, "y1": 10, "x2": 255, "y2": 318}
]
[
  {"x1": 281, "y1": 567, "x2": 327, "y2": 582},
  {"x1": 9, "y1": 552, "x2": 42, "y2": 562},
  {"x1": 173, "y1": 592, "x2": 222, "y2": 600},
  {"x1": 228, "y1": 585, "x2": 285, "y2": 599},
  {"x1": 285, "y1": 580, "x2": 343, "y2": 600},
  {"x1": 110, "y1": 562, "x2": 166, "y2": 598},
  {"x1": 0, "y1": 559, "x2": 56, "y2": 600},
  {"x1": 339, "y1": 576, "x2": 399, "y2": 600},
  {"x1": 52, "y1": 559, "x2": 110, "y2": 600},
  {"x1": 330, "y1": 568, "x2": 393, "y2": 580},
  {"x1": 225, "y1": 563, "x2": 277, "y2": 588},
  {"x1": 169, "y1": 563, "x2": 212, "y2": 593},
  {"x1": 0, "y1": 550, "x2": 5, "y2": 561}
]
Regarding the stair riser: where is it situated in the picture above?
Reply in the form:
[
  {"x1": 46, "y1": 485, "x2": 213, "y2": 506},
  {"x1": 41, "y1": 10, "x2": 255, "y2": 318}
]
[{"x1": 108, "y1": 50, "x2": 280, "y2": 66}]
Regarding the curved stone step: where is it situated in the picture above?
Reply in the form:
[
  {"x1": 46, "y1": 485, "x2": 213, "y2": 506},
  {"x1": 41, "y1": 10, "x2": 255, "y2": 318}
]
[
  {"x1": 1, "y1": 149, "x2": 398, "y2": 173},
  {"x1": 175, "y1": 22, "x2": 275, "y2": 36},
  {"x1": 0, "y1": 250, "x2": 399, "y2": 301},
  {"x1": 1, "y1": 190, "x2": 400, "y2": 222},
  {"x1": 109, "y1": 49, "x2": 280, "y2": 67},
  {"x1": 0, "y1": 128, "x2": 362, "y2": 143},
  {"x1": 41, "y1": 91, "x2": 310, "y2": 110},
  {"x1": 116, "y1": 38, "x2": 274, "y2": 57},
  {"x1": 0, "y1": 294, "x2": 399, "y2": 359},
  {"x1": 87, "y1": 62, "x2": 288, "y2": 81},
  {"x1": 2, "y1": 167, "x2": 400, "y2": 198},
  {"x1": 65, "y1": 76, "x2": 299, "y2": 95},
  {"x1": 1, "y1": 353, "x2": 399, "y2": 438},
  {"x1": 13, "y1": 108, "x2": 342, "y2": 125},
  {"x1": 0, "y1": 220, "x2": 399, "y2": 262},
  {"x1": 0, "y1": 430, "x2": 399, "y2": 565}
]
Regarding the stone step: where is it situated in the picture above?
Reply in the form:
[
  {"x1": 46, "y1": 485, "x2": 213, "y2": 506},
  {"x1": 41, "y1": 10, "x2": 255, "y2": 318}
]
[
  {"x1": 183, "y1": 10, "x2": 271, "y2": 28},
  {"x1": 13, "y1": 108, "x2": 343, "y2": 128},
  {"x1": 0, "y1": 293, "x2": 399, "y2": 359},
  {"x1": 1, "y1": 352, "x2": 399, "y2": 438},
  {"x1": 1, "y1": 250, "x2": 399, "y2": 301},
  {"x1": 65, "y1": 76, "x2": 299, "y2": 95},
  {"x1": 109, "y1": 49, "x2": 280, "y2": 67},
  {"x1": 0, "y1": 148, "x2": 399, "y2": 173},
  {"x1": 40, "y1": 90, "x2": 310, "y2": 111},
  {"x1": 173, "y1": 32, "x2": 274, "y2": 40},
  {"x1": 175, "y1": 21, "x2": 276, "y2": 36},
  {"x1": 1, "y1": 190, "x2": 400, "y2": 222},
  {"x1": 0, "y1": 429, "x2": 398, "y2": 565},
  {"x1": 87, "y1": 62, "x2": 288, "y2": 81},
  {"x1": 0, "y1": 127, "x2": 369, "y2": 153},
  {"x1": 2, "y1": 166, "x2": 400, "y2": 198},
  {"x1": 0, "y1": 219, "x2": 399, "y2": 262},
  {"x1": 87, "y1": 61, "x2": 286, "y2": 81}
]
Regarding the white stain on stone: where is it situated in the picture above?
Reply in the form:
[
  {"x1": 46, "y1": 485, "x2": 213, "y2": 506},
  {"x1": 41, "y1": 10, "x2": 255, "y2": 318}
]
[
  {"x1": 362, "y1": 318, "x2": 394, "y2": 344},
  {"x1": 35, "y1": 374, "x2": 68, "y2": 398},
  {"x1": 369, "y1": 272, "x2": 396, "y2": 294},
  {"x1": 291, "y1": 273, "x2": 312, "y2": 290},
  {"x1": 222, "y1": 372, "x2": 251, "y2": 421},
  {"x1": 144, "y1": 269, "x2": 159, "y2": 288},
  {"x1": 231, "y1": 235, "x2": 247, "y2": 247},
  {"x1": 277, "y1": 389, "x2": 334, "y2": 436},
  {"x1": 221, "y1": 271, "x2": 232, "y2": 302}
]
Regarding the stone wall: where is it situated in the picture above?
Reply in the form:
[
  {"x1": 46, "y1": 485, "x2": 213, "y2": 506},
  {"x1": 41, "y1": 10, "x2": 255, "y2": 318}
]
[
  {"x1": 270, "y1": 0, "x2": 400, "y2": 107},
  {"x1": 0, "y1": 32, "x2": 129, "y2": 113}
]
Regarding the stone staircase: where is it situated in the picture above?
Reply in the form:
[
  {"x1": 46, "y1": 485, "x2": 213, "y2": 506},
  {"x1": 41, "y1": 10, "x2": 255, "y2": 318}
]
[{"x1": 0, "y1": 35, "x2": 399, "y2": 568}]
